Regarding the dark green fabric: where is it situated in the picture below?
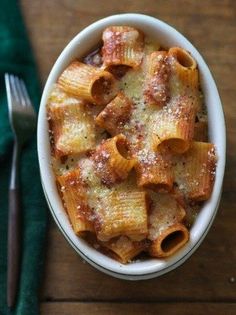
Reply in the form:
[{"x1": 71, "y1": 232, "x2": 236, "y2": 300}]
[{"x1": 0, "y1": 0, "x2": 47, "y2": 314}]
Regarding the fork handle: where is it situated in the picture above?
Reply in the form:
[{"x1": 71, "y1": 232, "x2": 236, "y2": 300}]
[
  {"x1": 7, "y1": 188, "x2": 21, "y2": 308},
  {"x1": 7, "y1": 142, "x2": 21, "y2": 308}
]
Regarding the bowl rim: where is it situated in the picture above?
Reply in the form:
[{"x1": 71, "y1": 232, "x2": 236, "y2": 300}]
[{"x1": 37, "y1": 13, "x2": 226, "y2": 279}]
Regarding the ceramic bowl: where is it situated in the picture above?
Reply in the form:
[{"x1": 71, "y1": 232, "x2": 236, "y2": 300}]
[{"x1": 37, "y1": 13, "x2": 226, "y2": 280}]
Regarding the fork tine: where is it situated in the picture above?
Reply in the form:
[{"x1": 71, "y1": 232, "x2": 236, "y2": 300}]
[
  {"x1": 9, "y1": 75, "x2": 20, "y2": 105},
  {"x1": 19, "y1": 79, "x2": 33, "y2": 109},
  {"x1": 14, "y1": 76, "x2": 27, "y2": 107},
  {"x1": 5, "y1": 73, "x2": 12, "y2": 108}
]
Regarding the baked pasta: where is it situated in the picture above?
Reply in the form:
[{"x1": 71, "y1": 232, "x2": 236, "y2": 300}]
[{"x1": 47, "y1": 25, "x2": 217, "y2": 263}]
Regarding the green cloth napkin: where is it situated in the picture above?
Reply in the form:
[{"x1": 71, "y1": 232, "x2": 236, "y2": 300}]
[{"x1": 0, "y1": 0, "x2": 47, "y2": 314}]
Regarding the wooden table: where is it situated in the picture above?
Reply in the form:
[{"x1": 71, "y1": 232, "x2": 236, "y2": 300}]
[{"x1": 20, "y1": 1, "x2": 236, "y2": 314}]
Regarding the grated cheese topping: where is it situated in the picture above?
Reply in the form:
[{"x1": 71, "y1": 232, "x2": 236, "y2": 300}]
[{"x1": 47, "y1": 29, "x2": 217, "y2": 263}]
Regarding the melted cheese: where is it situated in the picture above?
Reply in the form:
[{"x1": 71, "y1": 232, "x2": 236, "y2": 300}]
[{"x1": 49, "y1": 32, "x2": 215, "y2": 262}]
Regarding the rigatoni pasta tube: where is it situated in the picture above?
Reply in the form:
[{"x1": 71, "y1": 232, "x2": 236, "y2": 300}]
[
  {"x1": 148, "y1": 193, "x2": 188, "y2": 258},
  {"x1": 168, "y1": 47, "x2": 198, "y2": 91},
  {"x1": 47, "y1": 85, "x2": 96, "y2": 157},
  {"x1": 135, "y1": 149, "x2": 173, "y2": 192},
  {"x1": 58, "y1": 61, "x2": 117, "y2": 105},
  {"x1": 149, "y1": 223, "x2": 189, "y2": 258},
  {"x1": 151, "y1": 95, "x2": 196, "y2": 153},
  {"x1": 174, "y1": 141, "x2": 216, "y2": 201},
  {"x1": 57, "y1": 168, "x2": 94, "y2": 235},
  {"x1": 95, "y1": 190, "x2": 148, "y2": 241},
  {"x1": 95, "y1": 92, "x2": 133, "y2": 136},
  {"x1": 92, "y1": 134, "x2": 136, "y2": 186},
  {"x1": 144, "y1": 51, "x2": 170, "y2": 107},
  {"x1": 102, "y1": 26, "x2": 144, "y2": 68},
  {"x1": 101, "y1": 236, "x2": 147, "y2": 263}
]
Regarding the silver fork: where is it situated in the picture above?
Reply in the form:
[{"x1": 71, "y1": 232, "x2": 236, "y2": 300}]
[{"x1": 5, "y1": 73, "x2": 37, "y2": 308}]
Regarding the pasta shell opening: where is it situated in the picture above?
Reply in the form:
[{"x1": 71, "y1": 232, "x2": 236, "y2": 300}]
[
  {"x1": 115, "y1": 135, "x2": 132, "y2": 160},
  {"x1": 169, "y1": 47, "x2": 196, "y2": 69},
  {"x1": 161, "y1": 229, "x2": 186, "y2": 253},
  {"x1": 149, "y1": 223, "x2": 189, "y2": 258},
  {"x1": 91, "y1": 75, "x2": 116, "y2": 105},
  {"x1": 159, "y1": 138, "x2": 190, "y2": 154}
]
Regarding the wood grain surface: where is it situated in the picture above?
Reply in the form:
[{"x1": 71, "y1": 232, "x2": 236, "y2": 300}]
[{"x1": 20, "y1": 0, "x2": 236, "y2": 314}]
